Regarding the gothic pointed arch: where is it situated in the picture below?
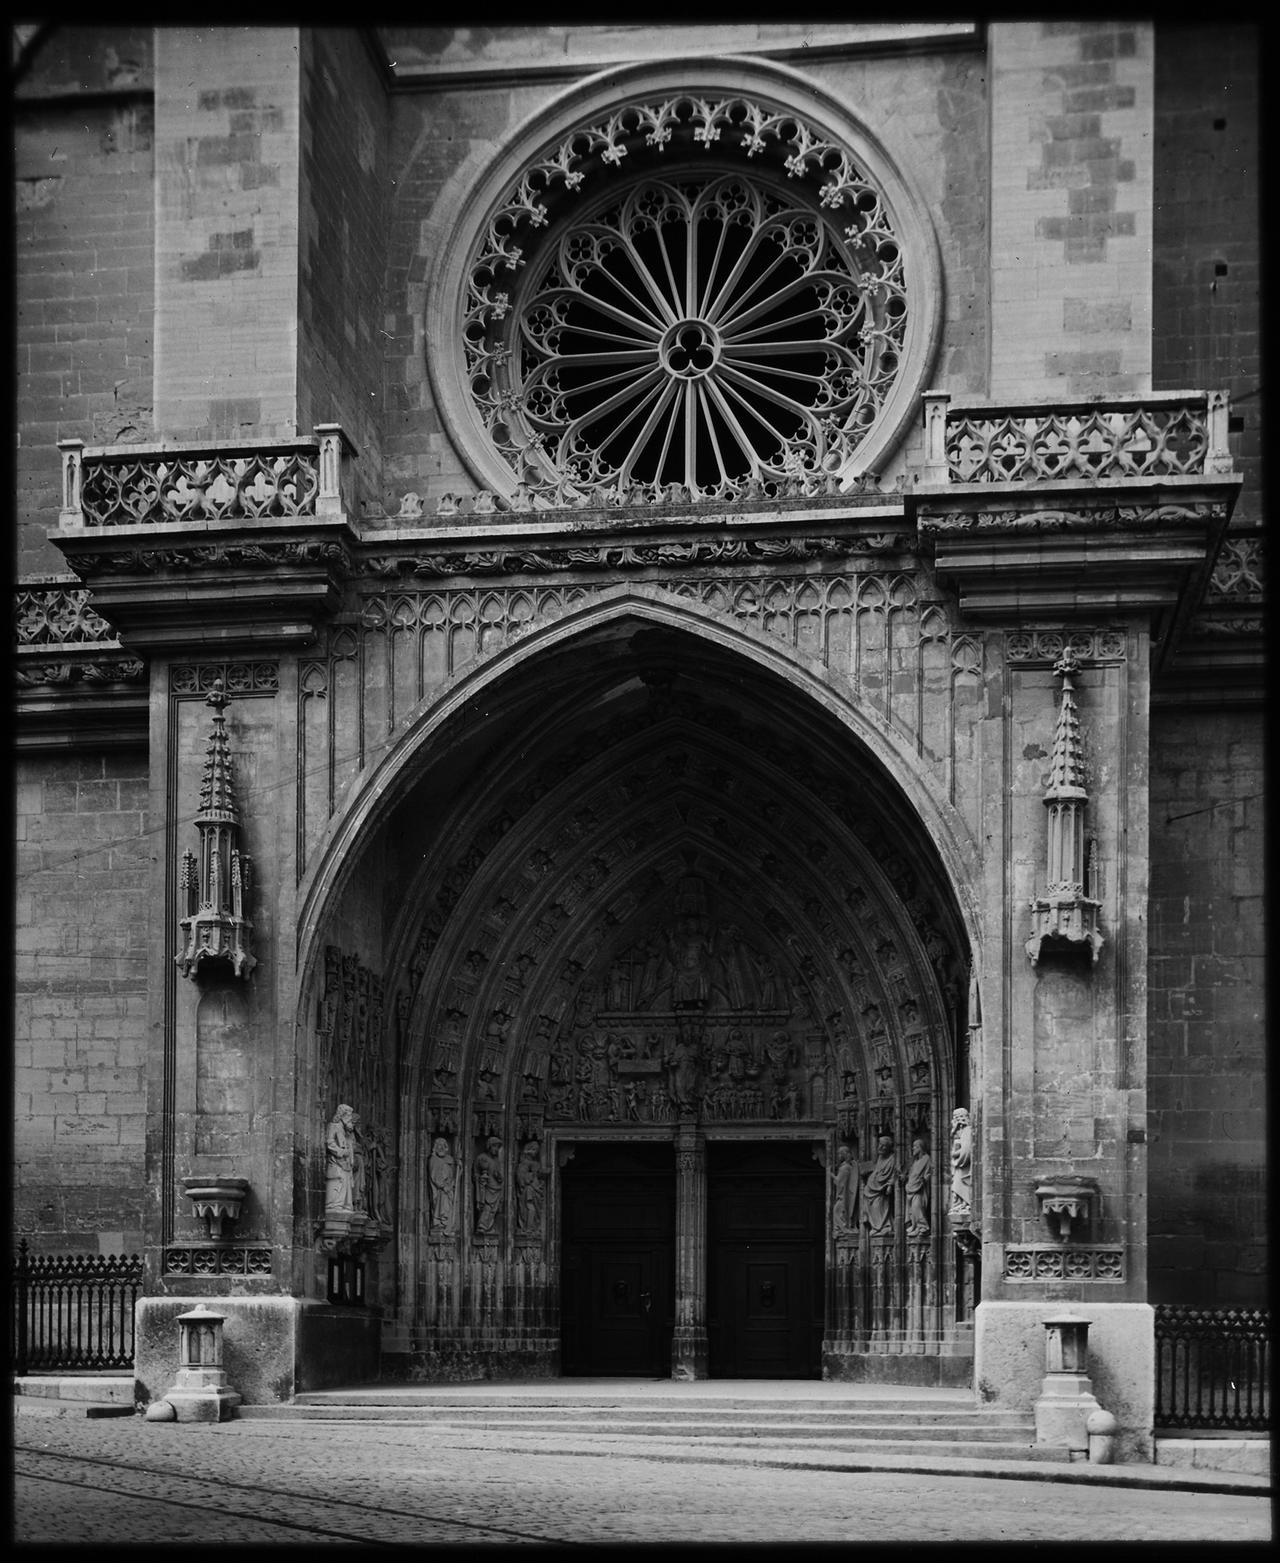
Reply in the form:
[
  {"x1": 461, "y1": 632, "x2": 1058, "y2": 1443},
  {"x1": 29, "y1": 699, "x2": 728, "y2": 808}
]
[{"x1": 295, "y1": 602, "x2": 976, "y2": 1372}]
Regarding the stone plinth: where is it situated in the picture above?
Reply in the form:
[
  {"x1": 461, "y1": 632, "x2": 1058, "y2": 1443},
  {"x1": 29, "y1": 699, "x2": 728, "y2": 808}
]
[
  {"x1": 136, "y1": 1295, "x2": 380, "y2": 1407},
  {"x1": 975, "y1": 1301, "x2": 1154, "y2": 1462}
]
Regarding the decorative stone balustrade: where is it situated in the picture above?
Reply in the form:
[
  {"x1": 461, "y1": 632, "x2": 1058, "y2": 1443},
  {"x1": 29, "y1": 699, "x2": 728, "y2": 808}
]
[
  {"x1": 921, "y1": 389, "x2": 1231, "y2": 486},
  {"x1": 58, "y1": 423, "x2": 354, "y2": 529},
  {"x1": 17, "y1": 582, "x2": 118, "y2": 647}
]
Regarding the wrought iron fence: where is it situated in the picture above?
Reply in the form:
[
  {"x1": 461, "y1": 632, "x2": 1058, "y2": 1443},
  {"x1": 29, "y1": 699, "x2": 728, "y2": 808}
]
[
  {"x1": 1154, "y1": 1305, "x2": 1270, "y2": 1432},
  {"x1": 12, "y1": 1241, "x2": 142, "y2": 1374}
]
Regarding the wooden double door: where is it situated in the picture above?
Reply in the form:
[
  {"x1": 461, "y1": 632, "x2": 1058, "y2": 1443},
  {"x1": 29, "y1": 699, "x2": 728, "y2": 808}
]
[{"x1": 560, "y1": 1141, "x2": 822, "y2": 1379}]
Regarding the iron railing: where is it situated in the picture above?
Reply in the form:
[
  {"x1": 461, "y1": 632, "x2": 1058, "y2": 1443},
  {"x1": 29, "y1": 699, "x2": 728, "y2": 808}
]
[
  {"x1": 1154, "y1": 1304, "x2": 1270, "y2": 1432},
  {"x1": 12, "y1": 1240, "x2": 142, "y2": 1374}
]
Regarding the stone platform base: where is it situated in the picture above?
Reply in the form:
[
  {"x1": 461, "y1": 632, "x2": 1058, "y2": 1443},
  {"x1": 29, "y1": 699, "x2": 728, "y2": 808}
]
[
  {"x1": 381, "y1": 1345, "x2": 559, "y2": 1384},
  {"x1": 974, "y1": 1301, "x2": 1154, "y2": 1463},
  {"x1": 1155, "y1": 1437, "x2": 1271, "y2": 1478},
  {"x1": 135, "y1": 1297, "x2": 379, "y2": 1408},
  {"x1": 822, "y1": 1350, "x2": 973, "y2": 1387}
]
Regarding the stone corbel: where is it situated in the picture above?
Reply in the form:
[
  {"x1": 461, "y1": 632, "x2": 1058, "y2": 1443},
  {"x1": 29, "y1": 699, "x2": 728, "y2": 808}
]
[{"x1": 1035, "y1": 1175, "x2": 1099, "y2": 1242}]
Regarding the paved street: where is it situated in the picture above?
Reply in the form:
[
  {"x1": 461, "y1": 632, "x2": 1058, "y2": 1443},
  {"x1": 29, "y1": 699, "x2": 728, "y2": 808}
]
[{"x1": 13, "y1": 1412, "x2": 1272, "y2": 1547}]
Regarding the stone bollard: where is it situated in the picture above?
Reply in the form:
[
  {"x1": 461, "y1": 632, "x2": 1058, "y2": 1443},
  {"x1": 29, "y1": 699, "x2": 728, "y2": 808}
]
[
  {"x1": 1087, "y1": 1407, "x2": 1118, "y2": 1464},
  {"x1": 152, "y1": 1305, "x2": 242, "y2": 1424},
  {"x1": 1033, "y1": 1313, "x2": 1104, "y2": 1459}
]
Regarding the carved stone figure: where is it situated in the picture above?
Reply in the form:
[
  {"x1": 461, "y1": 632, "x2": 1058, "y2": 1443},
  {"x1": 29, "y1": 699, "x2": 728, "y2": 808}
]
[
  {"x1": 905, "y1": 1136, "x2": 931, "y2": 1236},
  {"x1": 723, "y1": 1027, "x2": 751, "y2": 1082},
  {"x1": 473, "y1": 1136, "x2": 504, "y2": 1234},
  {"x1": 350, "y1": 1111, "x2": 368, "y2": 1215},
  {"x1": 514, "y1": 1140, "x2": 545, "y2": 1236},
  {"x1": 862, "y1": 1135, "x2": 899, "y2": 1236},
  {"x1": 324, "y1": 1104, "x2": 356, "y2": 1213},
  {"x1": 831, "y1": 1144, "x2": 858, "y2": 1236},
  {"x1": 949, "y1": 1107, "x2": 973, "y2": 1225},
  {"x1": 667, "y1": 1034, "x2": 701, "y2": 1113},
  {"x1": 670, "y1": 914, "x2": 713, "y2": 1006},
  {"x1": 427, "y1": 1135, "x2": 456, "y2": 1233},
  {"x1": 365, "y1": 1125, "x2": 389, "y2": 1227}
]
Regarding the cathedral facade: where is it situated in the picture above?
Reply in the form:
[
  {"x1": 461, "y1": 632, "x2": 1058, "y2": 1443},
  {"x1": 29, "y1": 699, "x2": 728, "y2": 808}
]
[{"x1": 14, "y1": 23, "x2": 1263, "y2": 1457}]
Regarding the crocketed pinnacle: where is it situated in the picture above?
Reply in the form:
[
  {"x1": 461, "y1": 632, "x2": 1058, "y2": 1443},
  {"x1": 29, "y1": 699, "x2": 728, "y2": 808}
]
[
  {"x1": 1045, "y1": 652, "x2": 1087, "y2": 801},
  {"x1": 197, "y1": 680, "x2": 239, "y2": 824}
]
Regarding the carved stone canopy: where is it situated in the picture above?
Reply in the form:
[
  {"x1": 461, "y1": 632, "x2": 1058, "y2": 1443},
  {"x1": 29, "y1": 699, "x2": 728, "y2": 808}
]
[
  {"x1": 180, "y1": 1175, "x2": 249, "y2": 1241},
  {"x1": 1034, "y1": 1175, "x2": 1098, "y2": 1242},
  {"x1": 1026, "y1": 652, "x2": 1102, "y2": 966},
  {"x1": 176, "y1": 680, "x2": 257, "y2": 982}
]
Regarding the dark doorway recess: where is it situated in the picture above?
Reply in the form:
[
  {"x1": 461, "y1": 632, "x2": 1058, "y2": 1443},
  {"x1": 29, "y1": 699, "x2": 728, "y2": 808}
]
[
  {"x1": 560, "y1": 1142, "x2": 675, "y2": 1376},
  {"x1": 708, "y1": 1140, "x2": 824, "y2": 1379}
]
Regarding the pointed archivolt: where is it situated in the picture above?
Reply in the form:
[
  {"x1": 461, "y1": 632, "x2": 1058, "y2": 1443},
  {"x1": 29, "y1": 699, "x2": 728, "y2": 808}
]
[{"x1": 176, "y1": 679, "x2": 256, "y2": 981}]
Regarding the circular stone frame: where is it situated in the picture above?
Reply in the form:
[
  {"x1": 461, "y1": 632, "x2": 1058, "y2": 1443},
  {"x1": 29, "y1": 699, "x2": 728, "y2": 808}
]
[{"x1": 425, "y1": 56, "x2": 945, "y2": 498}]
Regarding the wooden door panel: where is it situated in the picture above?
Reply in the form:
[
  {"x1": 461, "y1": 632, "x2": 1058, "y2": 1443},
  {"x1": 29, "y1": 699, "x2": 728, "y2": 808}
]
[{"x1": 561, "y1": 1147, "x2": 674, "y2": 1376}]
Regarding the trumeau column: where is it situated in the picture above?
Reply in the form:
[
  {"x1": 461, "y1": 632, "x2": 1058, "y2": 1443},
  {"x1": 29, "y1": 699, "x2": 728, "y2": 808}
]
[{"x1": 672, "y1": 1123, "x2": 708, "y2": 1381}]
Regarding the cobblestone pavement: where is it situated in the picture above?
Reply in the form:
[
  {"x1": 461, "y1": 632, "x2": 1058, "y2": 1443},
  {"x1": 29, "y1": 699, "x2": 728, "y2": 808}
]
[{"x1": 13, "y1": 1414, "x2": 1273, "y2": 1547}]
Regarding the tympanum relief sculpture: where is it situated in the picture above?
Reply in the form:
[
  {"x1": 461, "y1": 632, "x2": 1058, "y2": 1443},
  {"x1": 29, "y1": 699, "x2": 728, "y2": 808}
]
[{"x1": 544, "y1": 876, "x2": 832, "y2": 1126}]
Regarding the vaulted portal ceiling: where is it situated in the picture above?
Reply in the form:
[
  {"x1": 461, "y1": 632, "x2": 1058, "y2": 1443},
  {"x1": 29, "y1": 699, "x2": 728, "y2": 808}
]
[{"x1": 371, "y1": 620, "x2": 968, "y2": 1140}]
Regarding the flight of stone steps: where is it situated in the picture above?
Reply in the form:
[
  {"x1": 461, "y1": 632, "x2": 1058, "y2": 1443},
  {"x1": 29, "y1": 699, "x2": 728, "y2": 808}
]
[{"x1": 239, "y1": 1389, "x2": 1067, "y2": 1464}]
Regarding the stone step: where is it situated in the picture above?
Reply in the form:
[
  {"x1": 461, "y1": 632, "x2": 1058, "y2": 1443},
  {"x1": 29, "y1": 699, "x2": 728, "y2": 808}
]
[
  {"x1": 290, "y1": 1400, "x2": 968, "y2": 1425},
  {"x1": 13, "y1": 1375, "x2": 134, "y2": 1406},
  {"x1": 279, "y1": 1407, "x2": 1026, "y2": 1432},
  {"x1": 13, "y1": 1397, "x2": 135, "y2": 1419},
  {"x1": 420, "y1": 1417, "x2": 1034, "y2": 1439}
]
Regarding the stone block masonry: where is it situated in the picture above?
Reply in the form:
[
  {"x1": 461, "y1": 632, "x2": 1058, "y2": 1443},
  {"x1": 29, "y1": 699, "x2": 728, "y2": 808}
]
[
  {"x1": 296, "y1": 28, "x2": 390, "y2": 511},
  {"x1": 1146, "y1": 709, "x2": 1266, "y2": 1306},
  {"x1": 153, "y1": 27, "x2": 301, "y2": 440},
  {"x1": 14, "y1": 38, "x2": 155, "y2": 575},
  {"x1": 989, "y1": 21, "x2": 1152, "y2": 397},
  {"x1": 1151, "y1": 23, "x2": 1261, "y2": 529},
  {"x1": 13, "y1": 753, "x2": 151, "y2": 1254}
]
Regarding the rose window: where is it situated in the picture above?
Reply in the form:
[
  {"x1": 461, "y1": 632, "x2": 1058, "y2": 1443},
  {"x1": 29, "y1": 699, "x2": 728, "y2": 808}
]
[
  {"x1": 436, "y1": 79, "x2": 940, "y2": 499},
  {"x1": 510, "y1": 173, "x2": 901, "y2": 492}
]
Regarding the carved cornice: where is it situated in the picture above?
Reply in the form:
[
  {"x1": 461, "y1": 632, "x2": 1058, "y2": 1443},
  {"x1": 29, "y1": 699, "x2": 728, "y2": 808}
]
[
  {"x1": 51, "y1": 522, "x2": 355, "y2": 654},
  {"x1": 14, "y1": 586, "x2": 150, "y2": 750},
  {"x1": 918, "y1": 501, "x2": 1227, "y2": 535},
  {"x1": 913, "y1": 476, "x2": 1239, "y2": 672},
  {"x1": 57, "y1": 537, "x2": 353, "y2": 576},
  {"x1": 16, "y1": 654, "x2": 145, "y2": 687},
  {"x1": 361, "y1": 529, "x2": 906, "y2": 580}
]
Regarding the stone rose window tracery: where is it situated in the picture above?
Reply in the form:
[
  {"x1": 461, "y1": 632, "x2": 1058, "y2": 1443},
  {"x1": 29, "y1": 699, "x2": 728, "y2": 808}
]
[
  {"x1": 433, "y1": 68, "x2": 942, "y2": 500},
  {"x1": 508, "y1": 169, "x2": 904, "y2": 491}
]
